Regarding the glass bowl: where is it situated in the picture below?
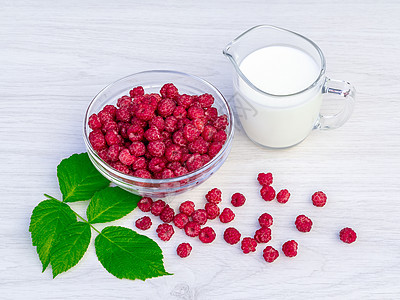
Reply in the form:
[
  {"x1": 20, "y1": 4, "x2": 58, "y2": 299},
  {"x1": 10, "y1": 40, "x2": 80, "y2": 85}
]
[{"x1": 83, "y1": 70, "x2": 234, "y2": 198}]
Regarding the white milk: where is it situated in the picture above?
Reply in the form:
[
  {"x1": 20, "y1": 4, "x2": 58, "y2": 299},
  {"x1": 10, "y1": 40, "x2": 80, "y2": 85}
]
[{"x1": 235, "y1": 45, "x2": 323, "y2": 148}]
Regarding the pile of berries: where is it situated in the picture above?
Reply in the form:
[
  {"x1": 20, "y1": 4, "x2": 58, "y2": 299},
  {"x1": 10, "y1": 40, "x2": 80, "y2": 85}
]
[{"x1": 88, "y1": 83, "x2": 229, "y2": 179}]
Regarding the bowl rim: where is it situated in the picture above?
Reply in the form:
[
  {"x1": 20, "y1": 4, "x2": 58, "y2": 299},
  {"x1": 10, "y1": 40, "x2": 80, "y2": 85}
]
[{"x1": 83, "y1": 69, "x2": 235, "y2": 184}]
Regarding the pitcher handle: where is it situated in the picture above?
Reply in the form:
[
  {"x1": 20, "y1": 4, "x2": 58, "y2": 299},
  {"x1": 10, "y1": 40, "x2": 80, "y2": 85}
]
[{"x1": 315, "y1": 78, "x2": 356, "y2": 130}]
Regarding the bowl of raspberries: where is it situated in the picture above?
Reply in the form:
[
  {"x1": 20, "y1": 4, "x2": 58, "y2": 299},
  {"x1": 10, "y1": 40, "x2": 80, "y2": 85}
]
[{"x1": 83, "y1": 70, "x2": 234, "y2": 197}]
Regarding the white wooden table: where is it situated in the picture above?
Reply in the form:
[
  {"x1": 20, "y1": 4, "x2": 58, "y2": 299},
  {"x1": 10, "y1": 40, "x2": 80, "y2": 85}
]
[{"x1": 1, "y1": 1, "x2": 400, "y2": 299}]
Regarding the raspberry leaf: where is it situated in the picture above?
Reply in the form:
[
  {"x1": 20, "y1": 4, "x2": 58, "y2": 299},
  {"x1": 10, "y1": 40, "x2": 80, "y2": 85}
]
[
  {"x1": 57, "y1": 153, "x2": 110, "y2": 202},
  {"x1": 50, "y1": 222, "x2": 91, "y2": 278},
  {"x1": 29, "y1": 199, "x2": 77, "y2": 271},
  {"x1": 86, "y1": 187, "x2": 141, "y2": 224},
  {"x1": 95, "y1": 226, "x2": 172, "y2": 280}
]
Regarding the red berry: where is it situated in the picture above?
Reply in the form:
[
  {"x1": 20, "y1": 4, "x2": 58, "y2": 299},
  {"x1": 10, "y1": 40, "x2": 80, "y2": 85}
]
[
  {"x1": 176, "y1": 94, "x2": 193, "y2": 108},
  {"x1": 179, "y1": 201, "x2": 195, "y2": 216},
  {"x1": 160, "y1": 205, "x2": 175, "y2": 223},
  {"x1": 177, "y1": 243, "x2": 192, "y2": 258},
  {"x1": 213, "y1": 114, "x2": 228, "y2": 131},
  {"x1": 213, "y1": 130, "x2": 227, "y2": 144},
  {"x1": 98, "y1": 110, "x2": 113, "y2": 124},
  {"x1": 199, "y1": 227, "x2": 216, "y2": 243},
  {"x1": 89, "y1": 129, "x2": 106, "y2": 151},
  {"x1": 183, "y1": 123, "x2": 200, "y2": 142},
  {"x1": 219, "y1": 208, "x2": 235, "y2": 223},
  {"x1": 105, "y1": 130, "x2": 123, "y2": 146},
  {"x1": 202, "y1": 125, "x2": 217, "y2": 142},
  {"x1": 263, "y1": 246, "x2": 279, "y2": 263},
  {"x1": 156, "y1": 223, "x2": 174, "y2": 241},
  {"x1": 197, "y1": 93, "x2": 214, "y2": 108},
  {"x1": 102, "y1": 105, "x2": 116, "y2": 117},
  {"x1": 188, "y1": 137, "x2": 209, "y2": 154},
  {"x1": 110, "y1": 161, "x2": 130, "y2": 174},
  {"x1": 205, "y1": 107, "x2": 218, "y2": 121},
  {"x1": 277, "y1": 189, "x2": 290, "y2": 204},
  {"x1": 144, "y1": 126, "x2": 161, "y2": 142},
  {"x1": 149, "y1": 115, "x2": 165, "y2": 131},
  {"x1": 254, "y1": 227, "x2": 272, "y2": 243},
  {"x1": 118, "y1": 148, "x2": 136, "y2": 166},
  {"x1": 295, "y1": 215, "x2": 313, "y2": 232},
  {"x1": 128, "y1": 141, "x2": 146, "y2": 157},
  {"x1": 339, "y1": 227, "x2": 357, "y2": 244},
  {"x1": 205, "y1": 188, "x2": 222, "y2": 204},
  {"x1": 204, "y1": 202, "x2": 220, "y2": 220},
  {"x1": 172, "y1": 130, "x2": 188, "y2": 146},
  {"x1": 127, "y1": 124, "x2": 144, "y2": 142},
  {"x1": 116, "y1": 107, "x2": 131, "y2": 122},
  {"x1": 160, "y1": 83, "x2": 179, "y2": 99},
  {"x1": 164, "y1": 116, "x2": 178, "y2": 133},
  {"x1": 148, "y1": 157, "x2": 166, "y2": 173},
  {"x1": 150, "y1": 199, "x2": 166, "y2": 216},
  {"x1": 187, "y1": 106, "x2": 205, "y2": 120},
  {"x1": 241, "y1": 237, "x2": 257, "y2": 254},
  {"x1": 131, "y1": 156, "x2": 147, "y2": 170},
  {"x1": 257, "y1": 172, "x2": 273, "y2": 186},
  {"x1": 107, "y1": 144, "x2": 122, "y2": 162},
  {"x1": 173, "y1": 213, "x2": 189, "y2": 229},
  {"x1": 231, "y1": 193, "x2": 246, "y2": 207},
  {"x1": 165, "y1": 144, "x2": 182, "y2": 162},
  {"x1": 258, "y1": 213, "x2": 273, "y2": 227},
  {"x1": 161, "y1": 168, "x2": 174, "y2": 179},
  {"x1": 147, "y1": 140, "x2": 166, "y2": 157},
  {"x1": 117, "y1": 95, "x2": 132, "y2": 108},
  {"x1": 184, "y1": 221, "x2": 201, "y2": 237},
  {"x1": 208, "y1": 142, "x2": 223, "y2": 158},
  {"x1": 133, "y1": 169, "x2": 152, "y2": 178},
  {"x1": 174, "y1": 166, "x2": 189, "y2": 177},
  {"x1": 223, "y1": 227, "x2": 241, "y2": 245},
  {"x1": 192, "y1": 209, "x2": 208, "y2": 225},
  {"x1": 130, "y1": 86, "x2": 144, "y2": 98},
  {"x1": 260, "y1": 185, "x2": 276, "y2": 201},
  {"x1": 186, "y1": 153, "x2": 204, "y2": 172},
  {"x1": 135, "y1": 216, "x2": 152, "y2": 230},
  {"x1": 173, "y1": 106, "x2": 187, "y2": 119},
  {"x1": 157, "y1": 98, "x2": 176, "y2": 118},
  {"x1": 312, "y1": 191, "x2": 327, "y2": 207},
  {"x1": 88, "y1": 113, "x2": 102, "y2": 130},
  {"x1": 137, "y1": 197, "x2": 153, "y2": 212},
  {"x1": 282, "y1": 240, "x2": 298, "y2": 257}
]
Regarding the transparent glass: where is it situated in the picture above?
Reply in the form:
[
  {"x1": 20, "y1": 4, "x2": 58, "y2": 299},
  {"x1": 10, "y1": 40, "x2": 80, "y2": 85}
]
[
  {"x1": 223, "y1": 25, "x2": 355, "y2": 148},
  {"x1": 83, "y1": 70, "x2": 234, "y2": 198}
]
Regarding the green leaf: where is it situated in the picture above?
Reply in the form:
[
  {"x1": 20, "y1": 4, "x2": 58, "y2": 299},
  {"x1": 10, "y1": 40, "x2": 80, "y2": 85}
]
[
  {"x1": 95, "y1": 226, "x2": 172, "y2": 281},
  {"x1": 86, "y1": 187, "x2": 140, "y2": 224},
  {"x1": 50, "y1": 222, "x2": 91, "y2": 278},
  {"x1": 29, "y1": 199, "x2": 77, "y2": 271},
  {"x1": 57, "y1": 152, "x2": 110, "y2": 202}
]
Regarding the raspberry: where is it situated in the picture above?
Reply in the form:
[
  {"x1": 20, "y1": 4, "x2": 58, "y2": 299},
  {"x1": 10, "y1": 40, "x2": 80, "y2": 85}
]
[
  {"x1": 282, "y1": 240, "x2": 298, "y2": 257},
  {"x1": 186, "y1": 153, "x2": 204, "y2": 172},
  {"x1": 179, "y1": 201, "x2": 195, "y2": 216},
  {"x1": 102, "y1": 105, "x2": 117, "y2": 117},
  {"x1": 98, "y1": 148, "x2": 109, "y2": 162},
  {"x1": 204, "y1": 202, "x2": 220, "y2": 220},
  {"x1": 295, "y1": 215, "x2": 313, "y2": 232},
  {"x1": 202, "y1": 125, "x2": 217, "y2": 142},
  {"x1": 150, "y1": 199, "x2": 166, "y2": 216},
  {"x1": 177, "y1": 243, "x2": 192, "y2": 258},
  {"x1": 118, "y1": 148, "x2": 136, "y2": 166},
  {"x1": 339, "y1": 227, "x2": 357, "y2": 244},
  {"x1": 258, "y1": 213, "x2": 273, "y2": 227},
  {"x1": 202, "y1": 154, "x2": 211, "y2": 165},
  {"x1": 105, "y1": 130, "x2": 123, "y2": 146},
  {"x1": 173, "y1": 106, "x2": 187, "y2": 119},
  {"x1": 129, "y1": 141, "x2": 146, "y2": 157},
  {"x1": 176, "y1": 94, "x2": 193, "y2": 108},
  {"x1": 102, "y1": 119, "x2": 118, "y2": 132},
  {"x1": 117, "y1": 95, "x2": 132, "y2": 108},
  {"x1": 260, "y1": 185, "x2": 276, "y2": 201},
  {"x1": 254, "y1": 227, "x2": 272, "y2": 243},
  {"x1": 157, "y1": 98, "x2": 176, "y2": 118},
  {"x1": 187, "y1": 106, "x2": 205, "y2": 120},
  {"x1": 131, "y1": 157, "x2": 147, "y2": 170},
  {"x1": 277, "y1": 189, "x2": 290, "y2": 204},
  {"x1": 183, "y1": 123, "x2": 200, "y2": 142},
  {"x1": 127, "y1": 124, "x2": 144, "y2": 142},
  {"x1": 257, "y1": 172, "x2": 273, "y2": 186},
  {"x1": 167, "y1": 161, "x2": 181, "y2": 171},
  {"x1": 160, "y1": 205, "x2": 175, "y2": 223},
  {"x1": 174, "y1": 166, "x2": 189, "y2": 177},
  {"x1": 137, "y1": 197, "x2": 153, "y2": 212},
  {"x1": 208, "y1": 142, "x2": 223, "y2": 158},
  {"x1": 130, "y1": 86, "x2": 144, "y2": 98},
  {"x1": 312, "y1": 191, "x2": 327, "y2": 207},
  {"x1": 205, "y1": 107, "x2": 218, "y2": 121},
  {"x1": 223, "y1": 227, "x2": 241, "y2": 245},
  {"x1": 106, "y1": 144, "x2": 122, "y2": 162},
  {"x1": 191, "y1": 209, "x2": 208, "y2": 225},
  {"x1": 173, "y1": 213, "x2": 189, "y2": 229},
  {"x1": 148, "y1": 157, "x2": 166, "y2": 173},
  {"x1": 165, "y1": 144, "x2": 182, "y2": 162},
  {"x1": 219, "y1": 208, "x2": 235, "y2": 223},
  {"x1": 147, "y1": 140, "x2": 166, "y2": 157},
  {"x1": 135, "y1": 216, "x2": 152, "y2": 230},
  {"x1": 199, "y1": 227, "x2": 216, "y2": 243},
  {"x1": 184, "y1": 221, "x2": 201, "y2": 237},
  {"x1": 213, "y1": 114, "x2": 228, "y2": 131},
  {"x1": 188, "y1": 137, "x2": 209, "y2": 154},
  {"x1": 133, "y1": 169, "x2": 152, "y2": 178},
  {"x1": 160, "y1": 83, "x2": 179, "y2": 99},
  {"x1": 213, "y1": 130, "x2": 227, "y2": 144},
  {"x1": 156, "y1": 223, "x2": 174, "y2": 241},
  {"x1": 205, "y1": 188, "x2": 222, "y2": 204},
  {"x1": 149, "y1": 115, "x2": 165, "y2": 131},
  {"x1": 144, "y1": 126, "x2": 161, "y2": 142},
  {"x1": 116, "y1": 107, "x2": 131, "y2": 123},
  {"x1": 172, "y1": 130, "x2": 188, "y2": 146},
  {"x1": 98, "y1": 110, "x2": 113, "y2": 124},
  {"x1": 161, "y1": 168, "x2": 174, "y2": 179},
  {"x1": 241, "y1": 237, "x2": 257, "y2": 254},
  {"x1": 89, "y1": 129, "x2": 106, "y2": 151},
  {"x1": 197, "y1": 93, "x2": 214, "y2": 108},
  {"x1": 88, "y1": 113, "x2": 102, "y2": 130},
  {"x1": 192, "y1": 117, "x2": 207, "y2": 132},
  {"x1": 135, "y1": 104, "x2": 155, "y2": 121},
  {"x1": 231, "y1": 193, "x2": 246, "y2": 207},
  {"x1": 263, "y1": 246, "x2": 279, "y2": 263}
]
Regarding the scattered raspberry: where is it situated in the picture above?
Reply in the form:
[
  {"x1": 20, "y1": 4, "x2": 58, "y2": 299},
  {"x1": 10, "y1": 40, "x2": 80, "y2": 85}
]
[
  {"x1": 263, "y1": 246, "x2": 279, "y2": 263},
  {"x1": 223, "y1": 227, "x2": 241, "y2": 245},
  {"x1": 156, "y1": 223, "x2": 174, "y2": 241},
  {"x1": 231, "y1": 193, "x2": 246, "y2": 207},
  {"x1": 258, "y1": 213, "x2": 273, "y2": 227},
  {"x1": 312, "y1": 191, "x2": 327, "y2": 207},
  {"x1": 191, "y1": 209, "x2": 208, "y2": 225},
  {"x1": 198, "y1": 227, "x2": 216, "y2": 244},
  {"x1": 137, "y1": 197, "x2": 153, "y2": 212},
  {"x1": 276, "y1": 189, "x2": 290, "y2": 204},
  {"x1": 184, "y1": 221, "x2": 201, "y2": 237},
  {"x1": 257, "y1": 172, "x2": 273, "y2": 186},
  {"x1": 204, "y1": 202, "x2": 220, "y2": 220},
  {"x1": 219, "y1": 208, "x2": 235, "y2": 223},
  {"x1": 295, "y1": 215, "x2": 313, "y2": 232},
  {"x1": 177, "y1": 243, "x2": 192, "y2": 258},
  {"x1": 241, "y1": 237, "x2": 257, "y2": 254},
  {"x1": 205, "y1": 188, "x2": 222, "y2": 204},
  {"x1": 160, "y1": 205, "x2": 175, "y2": 223},
  {"x1": 282, "y1": 240, "x2": 298, "y2": 257},
  {"x1": 254, "y1": 227, "x2": 272, "y2": 243},
  {"x1": 179, "y1": 201, "x2": 195, "y2": 216},
  {"x1": 339, "y1": 227, "x2": 357, "y2": 244},
  {"x1": 135, "y1": 216, "x2": 152, "y2": 230},
  {"x1": 150, "y1": 199, "x2": 166, "y2": 216},
  {"x1": 260, "y1": 185, "x2": 276, "y2": 201},
  {"x1": 173, "y1": 213, "x2": 189, "y2": 229}
]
